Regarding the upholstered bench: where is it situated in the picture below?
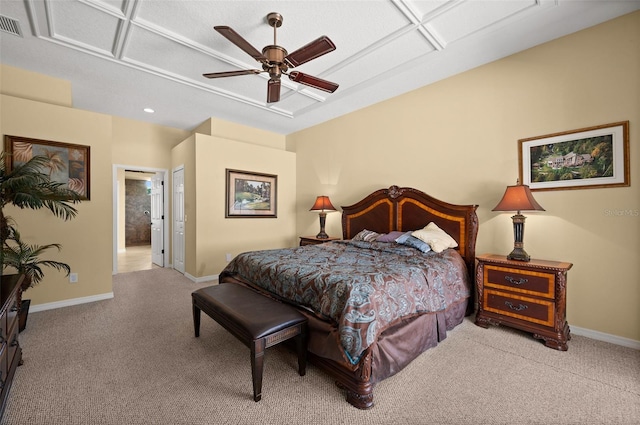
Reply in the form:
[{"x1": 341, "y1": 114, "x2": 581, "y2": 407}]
[{"x1": 192, "y1": 283, "x2": 308, "y2": 402}]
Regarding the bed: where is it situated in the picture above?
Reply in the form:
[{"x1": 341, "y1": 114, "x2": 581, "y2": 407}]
[{"x1": 219, "y1": 185, "x2": 478, "y2": 409}]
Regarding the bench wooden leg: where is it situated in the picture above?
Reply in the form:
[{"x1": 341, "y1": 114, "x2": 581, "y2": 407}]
[
  {"x1": 192, "y1": 303, "x2": 201, "y2": 338},
  {"x1": 296, "y1": 330, "x2": 307, "y2": 376},
  {"x1": 251, "y1": 338, "x2": 266, "y2": 402}
]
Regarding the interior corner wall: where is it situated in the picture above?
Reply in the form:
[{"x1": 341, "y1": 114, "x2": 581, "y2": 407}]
[
  {"x1": 1, "y1": 95, "x2": 113, "y2": 305},
  {"x1": 112, "y1": 115, "x2": 189, "y2": 168},
  {"x1": 192, "y1": 133, "x2": 296, "y2": 278},
  {"x1": 288, "y1": 11, "x2": 640, "y2": 341},
  {"x1": 208, "y1": 118, "x2": 287, "y2": 150},
  {"x1": 112, "y1": 116, "x2": 190, "y2": 266}
]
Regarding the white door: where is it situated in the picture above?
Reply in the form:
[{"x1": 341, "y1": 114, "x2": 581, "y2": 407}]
[
  {"x1": 150, "y1": 172, "x2": 164, "y2": 267},
  {"x1": 173, "y1": 167, "x2": 185, "y2": 274}
]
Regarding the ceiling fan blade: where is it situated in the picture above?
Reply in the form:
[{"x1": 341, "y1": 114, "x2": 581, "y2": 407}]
[
  {"x1": 203, "y1": 69, "x2": 262, "y2": 79},
  {"x1": 214, "y1": 26, "x2": 267, "y2": 62},
  {"x1": 267, "y1": 79, "x2": 281, "y2": 103},
  {"x1": 284, "y1": 36, "x2": 336, "y2": 68},
  {"x1": 288, "y1": 71, "x2": 339, "y2": 93}
]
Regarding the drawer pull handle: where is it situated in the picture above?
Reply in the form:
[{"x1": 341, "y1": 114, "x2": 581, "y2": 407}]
[
  {"x1": 505, "y1": 275, "x2": 528, "y2": 285},
  {"x1": 505, "y1": 301, "x2": 528, "y2": 311}
]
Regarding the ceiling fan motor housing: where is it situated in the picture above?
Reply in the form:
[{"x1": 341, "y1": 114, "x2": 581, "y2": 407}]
[{"x1": 262, "y1": 45, "x2": 288, "y2": 78}]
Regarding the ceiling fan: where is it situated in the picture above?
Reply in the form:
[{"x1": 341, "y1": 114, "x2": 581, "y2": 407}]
[{"x1": 203, "y1": 12, "x2": 339, "y2": 103}]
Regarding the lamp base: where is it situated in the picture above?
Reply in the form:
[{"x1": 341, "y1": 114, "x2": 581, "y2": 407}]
[
  {"x1": 316, "y1": 212, "x2": 329, "y2": 239},
  {"x1": 507, "y1": 247, "x2": 530, "y2": 262}
]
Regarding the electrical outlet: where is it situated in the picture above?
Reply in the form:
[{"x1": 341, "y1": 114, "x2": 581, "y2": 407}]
[
  {"x1": 225, "y1": 253, "x2": 232, "y2": 262},
  {"x1": 69, "y1": 273, "x2": 78, "y2": 283}
]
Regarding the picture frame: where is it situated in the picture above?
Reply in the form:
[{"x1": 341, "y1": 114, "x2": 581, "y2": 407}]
[
  {"x1": 225, "y1": 169, "x2": 277, "y2": 218},
  {"x1": 519, "y1": 121, "x2": 629, "y2": 191},
  {"x1": 4, "y1": 135, "x2": 91, "y2": 200}
]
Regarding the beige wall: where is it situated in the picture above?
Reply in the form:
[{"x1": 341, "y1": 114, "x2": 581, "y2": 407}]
[
  {"x1": 0, "y1": 64, "x2": 72, "y2": 108},
  {"x1": 288, "y1": 11, "x2": 640, "y2": 341},
  {"x1": 172, "y1": 132, "x2": 296, "y2": 279},
  {"x1": 195, "y1": 117, "x2": 287, "y2": 150},
  {"x1": 1, "y1": 65, "x2": 190, "y2": 306},
  {"x1": 1, "y1": 95, "x2": 114, "y2": 304},
  {"x1": 112, "y1": 116, "x2": 189, "y2": 168}
]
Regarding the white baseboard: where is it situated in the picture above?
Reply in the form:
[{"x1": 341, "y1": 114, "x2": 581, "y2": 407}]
[
  {"x1": 184, "y1": 272, "x2": 218, "y2": 283},
  {"x1": 571, "y1": 325, "x2": 640, "y2": 350},
  {"x1": 29, "y1": 292, "x2": 115, "y2": 313}
]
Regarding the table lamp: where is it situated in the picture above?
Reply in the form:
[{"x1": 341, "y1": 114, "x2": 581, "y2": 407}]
[
  {"x1": 309, "y1": 196, "x2": 337, "y2": 239},
  {"x1": 492, "y1": 181, "x2": 544, "y2": 262}
]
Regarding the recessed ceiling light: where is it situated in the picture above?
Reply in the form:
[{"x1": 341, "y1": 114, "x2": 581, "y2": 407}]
[{"x1": 143, "y1": 108, "x2": 155, "y2": 113}]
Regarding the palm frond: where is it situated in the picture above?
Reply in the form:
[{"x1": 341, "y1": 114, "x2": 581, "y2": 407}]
[
  {"x1": 1, "y1": 153, "x2": 80, "y2": 219},
  {"x1": 2, "y1": 229, "x2": 71, "y2": 287}
]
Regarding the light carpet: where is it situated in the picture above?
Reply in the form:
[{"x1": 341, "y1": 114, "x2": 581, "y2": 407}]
[{"x1": 2, "y1": 268, "x2": 639, "y2": 425}]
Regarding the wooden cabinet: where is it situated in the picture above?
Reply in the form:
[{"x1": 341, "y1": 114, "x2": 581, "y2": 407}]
[
  {"x1": 0, "y1": 274, "x2": 23, "y2": 419},
  {"x1": 475, "y1": 254, "x2": 573, "y2": 350},
  {"x1": 299, "y1": 236, "x2": 340, "y2": 246}
]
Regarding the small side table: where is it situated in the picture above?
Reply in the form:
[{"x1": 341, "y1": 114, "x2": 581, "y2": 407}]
[
  {"x1": 475, "y1": 254, "x2": 573, "y2": 350},
  {"x1": 299, "y1": 236, "x2": 340, "y2": 246}
]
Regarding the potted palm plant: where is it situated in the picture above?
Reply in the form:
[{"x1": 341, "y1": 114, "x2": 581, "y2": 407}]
[
  {"x1": 2, "y1": 228, "x2": 71, "y2": 331},
  {"x1": 0, "y1": 152, "x2": 80, "y2": 331}
]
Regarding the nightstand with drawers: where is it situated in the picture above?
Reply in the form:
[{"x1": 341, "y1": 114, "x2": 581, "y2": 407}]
[
  {"x1": 475, "y1": 254, "x2": 573, "y2": 350},
  {"x1": 299, "y1": 236, "x2": 340, "y2": 246}
]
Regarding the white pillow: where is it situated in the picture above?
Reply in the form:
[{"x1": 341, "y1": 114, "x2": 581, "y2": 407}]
[{"x1": 411, "y1": 222, "x2": 458, "y2": 253}]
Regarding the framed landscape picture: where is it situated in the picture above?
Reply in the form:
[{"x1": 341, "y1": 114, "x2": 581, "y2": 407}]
[
  {"x1": 225, "y1": 169, "x2": 277, "y2": 218},
  {"x1": 519, "y1": 121, "x2": 629, "y2": 191},
  {"x1": 4, "y1": 135, "x2": 91, "y2": 200}
]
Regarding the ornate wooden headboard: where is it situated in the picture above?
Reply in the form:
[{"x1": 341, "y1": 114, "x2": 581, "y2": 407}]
[{"x1": 341, "y1": 186, "x2": 479, "y2": 285}]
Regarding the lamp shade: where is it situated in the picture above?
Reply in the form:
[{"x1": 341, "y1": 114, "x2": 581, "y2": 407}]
[
  {"x1": 309, "y1": 196, "x2": 336, "y2": 212},
  {"x1": 492, "y1": 184, "x2": 544, "y2": 213}
]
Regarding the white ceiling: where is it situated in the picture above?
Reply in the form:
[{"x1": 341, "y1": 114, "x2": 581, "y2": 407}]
[{"x1": 1, "y1": 1, "x2": 638, "y2": 135}]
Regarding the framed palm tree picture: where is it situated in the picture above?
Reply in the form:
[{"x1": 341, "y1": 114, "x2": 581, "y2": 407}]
[{"x1": 4, "y1": 135, "x2": 91, "y2": 200}]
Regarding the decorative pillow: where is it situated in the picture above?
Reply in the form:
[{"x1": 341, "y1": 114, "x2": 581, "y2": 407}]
[
  {"x1": 352, "y1": 229, "x2": 381, "y2": 242},
  {"x1": 376, "y1": 231, "x2": 405, "y2": 243},
  {"x1": 411, "y1": 222, "x2": 458, "y2": 253},
  {"x1": 394, "y1": 231, "x2": 432, "y2": 253}
]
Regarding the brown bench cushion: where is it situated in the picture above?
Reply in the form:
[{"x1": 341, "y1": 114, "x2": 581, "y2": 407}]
[{"x1": 192, "y1": 284, "x2": 306, "y2": 339}]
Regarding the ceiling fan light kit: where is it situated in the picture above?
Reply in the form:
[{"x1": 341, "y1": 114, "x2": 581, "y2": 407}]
[{"x1": 204, "y1": 12, "x2": 339, "y2": 103}]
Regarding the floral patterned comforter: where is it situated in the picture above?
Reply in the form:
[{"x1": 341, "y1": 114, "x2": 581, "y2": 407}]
[{"x1": 220, "y1": 240, "x2": 470, "y2": 363}]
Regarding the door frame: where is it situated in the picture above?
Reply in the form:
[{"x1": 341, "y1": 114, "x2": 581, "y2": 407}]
[
  {"x1": 172, "y1": 165, "x2": 185, "y2": 274},
  {"x1": 112, "y1": 164, "x2": 170, "y2": 275}
]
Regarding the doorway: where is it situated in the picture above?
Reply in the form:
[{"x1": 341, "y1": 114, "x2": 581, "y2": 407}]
[{"x1": 113, "y1": 165, "x2": 169, "y2": 274}]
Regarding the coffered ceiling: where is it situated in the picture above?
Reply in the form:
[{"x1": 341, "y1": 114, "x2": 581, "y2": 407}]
[{"x1": 1, "y1": 1, "x2": 638, "y2": 134}]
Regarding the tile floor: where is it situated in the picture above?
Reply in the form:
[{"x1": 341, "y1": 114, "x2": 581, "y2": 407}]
[{"x1": 117, "y1": 245, "x2": 160, "y2": 273}]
